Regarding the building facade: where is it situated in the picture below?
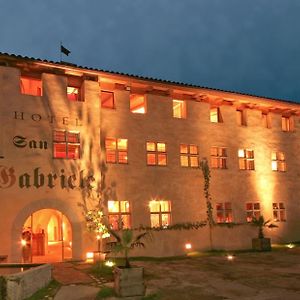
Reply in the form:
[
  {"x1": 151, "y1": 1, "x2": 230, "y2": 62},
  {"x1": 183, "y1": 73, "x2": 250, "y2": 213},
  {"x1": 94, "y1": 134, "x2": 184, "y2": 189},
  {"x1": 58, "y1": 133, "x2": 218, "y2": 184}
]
[{"x1": 0, "y1": 53, "x2": 300, "y2": 262}]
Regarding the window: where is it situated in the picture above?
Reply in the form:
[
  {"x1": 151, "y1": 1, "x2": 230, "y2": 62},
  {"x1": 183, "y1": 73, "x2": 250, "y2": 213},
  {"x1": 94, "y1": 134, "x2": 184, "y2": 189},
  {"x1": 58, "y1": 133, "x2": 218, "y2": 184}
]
[
  {"x1": 236, "y1": 109, "x2": 247, "y2": 126},
  {"x1": 130, "y1": 94, "x2": 146, "y2": 113},
  {"x1": 108, "y1": 200, "x2": 130, "y2": 229},
  {"x1": 210, "y1": 107, "x2": 222, "y2": 123},
  {"x1": 262, "y1": 112, "x2": 271, "y2": 128},
  {"x1": 238, "y1": 149, "x2": 254, "y2": 170},
  {"x1": 271, "y1": 151, "x2": 286, "y2": 172},
  {"x1": 105, "y1": 138, "x2": 128, "y2": 164},
  {"x1": 282, "y1": 116, "x2": 294, "y2": 132},
  {"x1": 210, "y1": 147, "x2": 227, "y2": 169},
  {"x1": 149, "y1": 200, "x2": 171, "y2": 227},
  {"x1": 216, "y1": 202, "x2": 233, "y2": 223},
  {"x1": 67, "y1": 86, "x2": 81, "y2": 101},
  {"x1": 53, "y1": 130, "x2": 80, "y2": 159},
  {"x1": 146, "y1": 142, "x2": 167, "y2": 166},
  {"x1": 273, "y1": 203, "x2": 286, "y2": 222},
  {"x1": 101, "y1": 91, "x2": 115, "y2": 109},
  {"x1": 246, "y1": 202, "x2": 260, "y2": 222},
  {"x1": 20, "y1": 76, "x2": 42, "y2": 96},
  {"x1": 180, "y1": 144, "x2": 199, "y2": 167},
  {"x1": 173, "y1": 100, "x2": 186, "y2": 118}
]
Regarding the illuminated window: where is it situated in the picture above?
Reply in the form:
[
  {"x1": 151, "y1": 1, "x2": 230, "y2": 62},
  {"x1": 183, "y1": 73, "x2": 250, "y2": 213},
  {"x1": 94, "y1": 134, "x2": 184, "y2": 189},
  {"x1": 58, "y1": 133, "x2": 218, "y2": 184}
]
[
  {"x1": 210, "y1": 107, "x2": 222, "y2": 123},
  {"x1": 101, "y1": 91, "x2": 115, "y2": 109},
  {"x1": 216, "y1": 202, "x2": 233, "y2": 223},
  {"x1": 282, "y1": 116, "x2": 294, "y2": 132},
  {"x1": 105, "y1": 138, "x2": 128, "y2": 164},
  {"x1": 20, "y1": 76, "x2": 42, "y2": 96},
  {"x1": 238, "y1": 149, "x2": 254, "y2": 170},
  {"x1": 146, "y1": 142, "x2": 167, "y2": 166},
  {"x1": 130, "y1": 94, "x2": 146, "y2": 113},
  {"x1": 67, "y1": 86, "x2": 81, "y2": 101},
  {"x1": 246, "y1": 202, "x2": 260, "y2": 222},
  {"x1": 108, "y1": 200, "x2": 130, "y2": 230},
  {"x1": 262, "y1": 112, "x2": 271, "y2": 128},
  {"x1": 271, "y1": 151, "x2": 286, "y2": 172},
  {"x1": 272, "y1": 203, "x2": 286, "y2": 222},
  {"x1": 180, "y1": 144, "x2": 199, "y2": 167},
  {"x1": 149, "y1": 200, "x2": 171, "y2": 227},
  {"x1": 210, "y1": 147, "x2": 227, "y2": 169},
  {"x1": 236, "y1": 109, "x2": 247, "y2": 126},
  {"x1": 53, "y1": 130, "x2": 80, "y2": 159},
  {"x1": 173, "y1": 100, "x2": 186, "y2": 118}
]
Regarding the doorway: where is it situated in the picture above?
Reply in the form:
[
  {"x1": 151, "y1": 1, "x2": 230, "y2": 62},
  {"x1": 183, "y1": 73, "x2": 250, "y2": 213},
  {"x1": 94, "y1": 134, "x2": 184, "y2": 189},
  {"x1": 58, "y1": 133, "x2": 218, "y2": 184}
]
[{"x1": 21, "y1": 209, "x2": 72, "y2": 263}]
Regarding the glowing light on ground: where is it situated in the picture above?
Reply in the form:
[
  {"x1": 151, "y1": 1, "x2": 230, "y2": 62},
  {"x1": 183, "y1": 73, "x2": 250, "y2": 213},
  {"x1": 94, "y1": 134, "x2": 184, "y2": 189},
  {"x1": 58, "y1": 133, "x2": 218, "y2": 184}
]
[
  {"x1": 185, "y1": 243, "x2": 192, "y2": 250},
  {"x1": 227, "y1": 254, "x2": 234, "y2": 261},
  {"x1": 105, "y1": 260, "x2": 115, "y2": 267}
]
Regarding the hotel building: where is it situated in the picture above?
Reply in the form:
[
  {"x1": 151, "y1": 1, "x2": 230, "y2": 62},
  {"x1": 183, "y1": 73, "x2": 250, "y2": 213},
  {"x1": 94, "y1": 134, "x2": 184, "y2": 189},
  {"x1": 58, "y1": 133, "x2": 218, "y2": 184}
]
[{"x1": 0, "y1": 53, "x2": 299, "y2": 262}]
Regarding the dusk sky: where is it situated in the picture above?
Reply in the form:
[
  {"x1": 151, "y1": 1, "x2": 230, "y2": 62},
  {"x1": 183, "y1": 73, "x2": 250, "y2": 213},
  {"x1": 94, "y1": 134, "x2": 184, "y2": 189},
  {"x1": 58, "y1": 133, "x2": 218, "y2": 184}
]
[{"x1": 1, "y1": 0, "x2": 300, "y2": 102}]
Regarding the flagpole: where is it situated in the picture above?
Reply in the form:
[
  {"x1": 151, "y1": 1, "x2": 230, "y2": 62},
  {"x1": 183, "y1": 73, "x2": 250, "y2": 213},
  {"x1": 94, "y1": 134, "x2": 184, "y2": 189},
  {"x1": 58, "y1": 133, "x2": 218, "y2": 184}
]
[{"x1": 60, "y1": 41, "x2": 62, "y2": 62}]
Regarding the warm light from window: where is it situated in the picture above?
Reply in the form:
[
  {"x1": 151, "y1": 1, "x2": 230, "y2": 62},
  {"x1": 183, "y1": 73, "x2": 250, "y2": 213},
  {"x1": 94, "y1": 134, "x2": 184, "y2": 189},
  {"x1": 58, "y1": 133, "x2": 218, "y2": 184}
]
[
  {"x1": 238, "y1": 149, "x2": 245, "y2": 158},
  {"x1": 173, "y1": 100, "x2": 186, "y2": 118},
  {"x1": 210, "y1": 108, "x2": 220, "y2": 123},
  {"x1": 20, "y1": 76, "x2": 42, "y2": 96},
  {"x1": 227, "y1": 254, "x2": 234, "y2": 261},
  {"x1": 130, "y1": 94, "x2": 146, "y2": 113},
  {"x1": 67, "y1": 86, "x2": 79, "y2": 101},
  {"x1": 86, "y1": 252, "x2": 94, "y2": 259}
]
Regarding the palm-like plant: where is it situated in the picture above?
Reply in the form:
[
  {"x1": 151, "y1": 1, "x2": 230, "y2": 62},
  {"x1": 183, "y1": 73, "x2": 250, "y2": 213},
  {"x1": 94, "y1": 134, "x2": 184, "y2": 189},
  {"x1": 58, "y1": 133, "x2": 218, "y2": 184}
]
[
  {"x1": 251, "y1": 216, "x2": 277, "y2": 239},
  {"x1": 107, "y1": 229, "x2": 151, "y2": 268}
]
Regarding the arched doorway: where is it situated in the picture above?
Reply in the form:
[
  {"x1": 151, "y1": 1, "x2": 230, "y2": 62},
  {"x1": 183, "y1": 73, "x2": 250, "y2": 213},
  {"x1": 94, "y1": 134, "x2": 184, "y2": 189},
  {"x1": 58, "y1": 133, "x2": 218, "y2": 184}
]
[{"x1": 21, "y1": 209, "x2": 72, "y2": 263}]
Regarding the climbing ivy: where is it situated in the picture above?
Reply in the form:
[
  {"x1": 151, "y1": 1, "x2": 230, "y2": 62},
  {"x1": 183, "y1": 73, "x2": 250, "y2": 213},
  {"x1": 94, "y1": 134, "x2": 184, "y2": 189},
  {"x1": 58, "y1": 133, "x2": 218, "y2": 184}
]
[{"x1": 200, "y1": 158, "x2": 214, "y2": 227}]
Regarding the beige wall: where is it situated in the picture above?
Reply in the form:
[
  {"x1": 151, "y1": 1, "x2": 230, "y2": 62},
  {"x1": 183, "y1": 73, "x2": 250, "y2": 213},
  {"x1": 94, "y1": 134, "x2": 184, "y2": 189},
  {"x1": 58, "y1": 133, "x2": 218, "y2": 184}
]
[{"x1": 0, "y1": 64, "x2": 300, "y2": 261}]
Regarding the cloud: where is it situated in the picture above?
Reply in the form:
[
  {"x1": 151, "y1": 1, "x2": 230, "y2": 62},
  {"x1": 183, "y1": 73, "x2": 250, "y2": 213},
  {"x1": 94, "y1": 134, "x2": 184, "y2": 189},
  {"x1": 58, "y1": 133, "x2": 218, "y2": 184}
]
[{"x1": 1, "y1": 0, "x2": 300, "y2": 101}]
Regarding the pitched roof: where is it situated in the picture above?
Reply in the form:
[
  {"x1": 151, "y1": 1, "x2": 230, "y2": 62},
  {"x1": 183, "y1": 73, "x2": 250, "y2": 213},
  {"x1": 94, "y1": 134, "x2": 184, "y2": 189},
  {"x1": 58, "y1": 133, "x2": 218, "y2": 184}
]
[{"x1": 0, "y1": 51, "x2": 299, "y2": 106}]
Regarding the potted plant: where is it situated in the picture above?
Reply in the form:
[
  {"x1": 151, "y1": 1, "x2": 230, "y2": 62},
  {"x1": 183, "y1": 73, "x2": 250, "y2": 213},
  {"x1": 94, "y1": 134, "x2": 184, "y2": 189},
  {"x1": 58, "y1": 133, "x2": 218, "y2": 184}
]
[
  {"x1": 251, "y1": 216, "x2": 277, "y2": 251},
  {"x1": 107, "y1": 228, "x2": 151, "y2": 297}
]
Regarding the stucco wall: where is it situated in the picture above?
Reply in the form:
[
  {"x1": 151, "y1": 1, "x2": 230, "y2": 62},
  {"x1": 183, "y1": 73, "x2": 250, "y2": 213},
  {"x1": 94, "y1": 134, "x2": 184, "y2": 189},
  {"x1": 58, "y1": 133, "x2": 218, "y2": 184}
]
[{"x1": 0, "y1": 64, "x2": 300, "y2": 261}]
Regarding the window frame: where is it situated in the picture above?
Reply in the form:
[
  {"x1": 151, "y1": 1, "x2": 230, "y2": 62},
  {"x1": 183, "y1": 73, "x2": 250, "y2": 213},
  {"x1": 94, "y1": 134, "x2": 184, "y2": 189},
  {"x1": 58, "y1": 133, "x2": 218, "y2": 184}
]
[
  {"x1": 130, "y1": 94, "x2": 146, "y2": 114},
  {"x1": 238, "y1": 149, "x2": 255, "y2": 170},
  {"x1": 246, "y1": 202, "x2": 260, "y2": 222},
  {"x1": 53, "y1": 130, "x2": 80, "y2": 159},
  {"x1": 146, "y1": 141, "x2": 167, "y2": 166},
  {"x1": 282, "y1": 116, "x2": 294, "y2": 132},
  {"x1": 236, "y1": 109, "x2": 247, "y2": 126},
  {"x1": 271, "y1": 151, "x2": 286, "y2": 172},
  {"x1": 216, "y1": 202, "x2": 233, "y2": 223},
  {"x1": 210, "y1": 107, "x2": 223, "y2": 123},
  {"x1": 105, "y1": 137, "x2": 128, "y2": 164},
  {"x1": 149, "y1": 200, "x2": 171, "y2": 228},
  {"x1": 180, "y1": 144, "x2": 199, "y2": 168},
  {"x1": 108, "y1": 200, "x2": 131, "y2": 230},
  {"x1": 210, "y1": 147, "x2": 227, "y2": 169},
  {"x1": 172, "y1": 99, "x2": 186, "y2": 119},
  {"x1": 262, "y1": 112, "x2": 271, "y2": 129},
  {"x1": 20, "y1": 76, "x2": 43, "y2": 96},
  {"x1": 272, "y1": 202, "x2": 286, "y2": 222},
  {"x1": 67, "y1": 85, "x2": 82, "y2": 101},
  {"x1": 101, "y1": 90, "x2": 115, "y2": 109}
]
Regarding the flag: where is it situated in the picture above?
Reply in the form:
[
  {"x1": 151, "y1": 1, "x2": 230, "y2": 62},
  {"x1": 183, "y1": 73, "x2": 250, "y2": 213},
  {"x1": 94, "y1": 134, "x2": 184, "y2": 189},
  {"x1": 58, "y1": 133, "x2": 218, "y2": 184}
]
[{"x1": 61, "y1": 45, "x2": 71, "y2": 56}]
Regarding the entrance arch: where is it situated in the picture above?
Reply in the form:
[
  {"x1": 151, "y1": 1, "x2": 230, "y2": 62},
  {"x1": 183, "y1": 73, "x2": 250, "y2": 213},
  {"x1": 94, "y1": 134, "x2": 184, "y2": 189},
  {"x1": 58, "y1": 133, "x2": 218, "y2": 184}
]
[
  {"x1": 22, "y1": 209, "x2": 72, "y2": 263},
  {"x1": 11, "y1": 199, "x2": 83, "y2": 263}
]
